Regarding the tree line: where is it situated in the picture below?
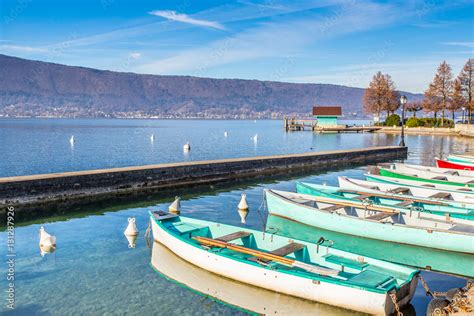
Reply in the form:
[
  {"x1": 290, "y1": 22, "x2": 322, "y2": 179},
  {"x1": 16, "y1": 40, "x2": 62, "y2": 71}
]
[{"x1": 363, "y1": 58, "x2": 473, "y2": 126}]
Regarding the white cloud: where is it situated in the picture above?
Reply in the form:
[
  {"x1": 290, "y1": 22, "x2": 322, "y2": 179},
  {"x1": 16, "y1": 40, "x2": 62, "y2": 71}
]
[
  {"x1": 136, "y1": 2, "x2": 402, "y2": 75},
  {"x1": 0, "y1": 45, "x2": 47, "y2": 53},
  {"x1": 149, "y1": 10, "x2": 225, "y2": 30},
  {"x1": 130, "y1": 52, "x2": 141, "y2": 59},
  {"x1": 442, "y1": 41, "x2": 474, "y2": 48}
]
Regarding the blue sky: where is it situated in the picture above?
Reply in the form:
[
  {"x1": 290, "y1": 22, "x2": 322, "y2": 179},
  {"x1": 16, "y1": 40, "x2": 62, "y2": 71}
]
[{"x1": 0, "y1": 0, "x2": 472, "y2": 93}]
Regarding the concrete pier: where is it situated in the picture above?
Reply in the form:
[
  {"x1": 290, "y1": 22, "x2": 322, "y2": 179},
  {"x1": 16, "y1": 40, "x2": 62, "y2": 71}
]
[{"x1": 1, "y1": 146, "x2": 406, "y2": 220}]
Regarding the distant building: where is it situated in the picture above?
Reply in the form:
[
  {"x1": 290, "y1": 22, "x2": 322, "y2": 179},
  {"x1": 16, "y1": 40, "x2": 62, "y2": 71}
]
[{"x1": 312, "y1": 106, "x2": 342, "y2": 127}]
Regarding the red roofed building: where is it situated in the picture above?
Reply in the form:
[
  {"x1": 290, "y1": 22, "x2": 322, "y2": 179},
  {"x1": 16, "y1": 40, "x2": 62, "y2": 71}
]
[{"x1": 312, "y1": 106, "x2": 342, "y2": 127}]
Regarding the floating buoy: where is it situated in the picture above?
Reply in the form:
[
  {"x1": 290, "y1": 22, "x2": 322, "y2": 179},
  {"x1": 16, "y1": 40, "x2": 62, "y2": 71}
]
[
  {"x1": 124, "y1": 217, "x2": 139, "y2": 236},
  {"x1": 150, "y1": 134, "x2": 155, "y2": 142},
  {"x1": 238, "y1": 208, "x2": 249, "y2": 224},
  {"x1": 238, "y1": 193, "x2": 249, "y2": 211},
  {"x1": 39, "y1": 226, "x2": 56, "y2": 254},
  {"x1": 125, "y1": 234, "x2": 137, "y2": 248},
  {"x1": 224, "y1": 131, "x2": 228, "y2": 137},
  {"x1": 183, "y1": 142, "x2": 191, "y2": 151},
  {"x1": 169, "y1": 196, "x2": 181, "y2": 214},
  {"x1": 69, "y1": 135, "x2": 75, "y2": 145},
  {"x1": 252, "y1": 134, "x2": 258, "y2": 142}
]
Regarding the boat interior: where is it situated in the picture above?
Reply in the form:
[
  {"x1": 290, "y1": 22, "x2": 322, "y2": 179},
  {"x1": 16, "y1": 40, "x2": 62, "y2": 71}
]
[
  {"x1": 151, "y1": 211, "x2": 416, "y2": 293},
  {"x1": 271, "y1": 191, "x2": 474, "y2": 234}
]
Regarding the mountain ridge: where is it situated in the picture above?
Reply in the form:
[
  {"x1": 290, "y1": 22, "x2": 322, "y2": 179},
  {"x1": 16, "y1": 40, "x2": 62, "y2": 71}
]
[{"x1": 0, "y1": 54, "x2": 422, "y2": 118}]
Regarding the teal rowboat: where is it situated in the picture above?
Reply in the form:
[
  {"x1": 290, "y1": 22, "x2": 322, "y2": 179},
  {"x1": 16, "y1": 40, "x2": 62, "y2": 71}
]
[
  {"x1": 265, "y1": 189, "x2": 474, "y2": 254},
  {"x1": 296, "y1": 181, "x2": 474, "y2": 220},
  {"x1": 377, "y1": 168, "x2": 474, "y2": 188},
  {"x1": 448, "y1": 155, "x2": 474, "y2": 165},
  {"x1": 149, "y1": 211, "x2": 418, "y2": 315}
]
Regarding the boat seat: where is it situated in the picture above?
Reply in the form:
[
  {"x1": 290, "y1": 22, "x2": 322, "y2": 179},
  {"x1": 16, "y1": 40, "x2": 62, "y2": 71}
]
[
  {"x1": 152, "y1": 210, "x2": 178, "y2": 221},
  {"x1": 323, "y1": 254, "x2": 368, "y2": 271},
  {"x1": 443, "y1": 170, "x2": 458, "y2": 175},
  {"x1": 321, "y1": 205, "x2": 345, "y2": 212},
  {"x1": 428, "y1": 192, "x2": 452, "y2": 199},
  {"x1": 394, "y1": 200, "x2": 413, "y2": 207},
  {"x1": 170, "y1": 222, "x2": 202, "y2": 235},
  {"x1": 387, "y1": 187, "x2": 410, "y2": 194},
  {"x1": 248, "y1": 242, "x2": 305, "y2": 264},
  {"x1": 216, "y1": 231, "x2": 252, "y2": 242},
  {"x1": 366, "y1": 212, "x2": 394, "y2": 221},
  {"x1": 349, "y1": 270, "x2": 394, "y2": 289},
  {"x1": 431, "y1": 176, "x2": 448, "y2": 180}
]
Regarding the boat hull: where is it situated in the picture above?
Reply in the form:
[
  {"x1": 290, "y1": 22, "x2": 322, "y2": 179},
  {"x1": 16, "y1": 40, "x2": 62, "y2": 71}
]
[
  {"x1": 437, "y1": 159, "x2": 474, "y2": 171},
  {"x1": 265, "y1": 190, "x2": 474, "y2": 254},
  {"x1": 150, "y1": 215, "x2": 415, "y2": 315},
  {"x1": 378, "y1": 168, "x2": 474, "y2": 188}
]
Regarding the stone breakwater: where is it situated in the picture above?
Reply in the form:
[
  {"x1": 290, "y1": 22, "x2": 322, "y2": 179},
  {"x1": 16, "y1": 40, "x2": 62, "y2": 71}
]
[{"x1": 0, "y1": 146, "x2": 407, "y2": 220}]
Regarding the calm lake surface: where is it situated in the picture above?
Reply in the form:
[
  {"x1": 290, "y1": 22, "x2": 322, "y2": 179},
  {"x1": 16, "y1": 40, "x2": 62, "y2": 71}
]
[{"x1": 0, "y1": 119, "x2": 472, "y2": 315}]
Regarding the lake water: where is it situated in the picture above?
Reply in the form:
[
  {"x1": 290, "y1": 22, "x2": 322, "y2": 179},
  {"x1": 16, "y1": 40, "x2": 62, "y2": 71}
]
[{"x1": 0, "y1": 119, "x2": 472, "y2": 315}]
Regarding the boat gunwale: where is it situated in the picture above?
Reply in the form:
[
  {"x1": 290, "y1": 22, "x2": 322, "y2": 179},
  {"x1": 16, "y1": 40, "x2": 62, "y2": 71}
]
[
  {"x1": 365, "y1": 174, "x2": 474, "y2": 195},
  {"x1": 265, "y1": 189, "x2": 474, "y2": 238},
  {"x1": 297, "y1": 181, "x2": 474, "y2": 215},
  {"x1": 148, "y1": 211, "x2": 419, "y2": 294}
]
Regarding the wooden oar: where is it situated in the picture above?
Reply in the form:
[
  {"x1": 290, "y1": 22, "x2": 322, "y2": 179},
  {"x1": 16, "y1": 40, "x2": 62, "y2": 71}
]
[
  {"x1": 193, "y1": 236, "x2": 340, "y2": 276},
  {"x1": 338, "y1": 189, "x2": 448, "y2": 206}
]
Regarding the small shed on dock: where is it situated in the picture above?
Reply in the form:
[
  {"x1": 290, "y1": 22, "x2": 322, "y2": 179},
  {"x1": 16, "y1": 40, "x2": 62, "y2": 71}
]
[{"x1": 312, "y1": 106, "x2": 342, "y2": 127}]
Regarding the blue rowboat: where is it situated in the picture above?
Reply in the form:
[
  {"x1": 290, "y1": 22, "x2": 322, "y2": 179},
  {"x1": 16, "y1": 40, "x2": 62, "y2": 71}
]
[
  {"x1": 149, "y1": 210, "x2": 418, "y2": 315},
  {"x1": 265, "y1": 189, "x2": 474, "y2": 254},
  {"x1": 296, "y1": 181, "x2": 474, "y2": 220}
]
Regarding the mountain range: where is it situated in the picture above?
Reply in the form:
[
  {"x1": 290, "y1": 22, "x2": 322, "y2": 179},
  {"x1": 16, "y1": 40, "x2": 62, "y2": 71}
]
[{"x1": 0, "y1": 54, "x2": 421, "y2": 118}]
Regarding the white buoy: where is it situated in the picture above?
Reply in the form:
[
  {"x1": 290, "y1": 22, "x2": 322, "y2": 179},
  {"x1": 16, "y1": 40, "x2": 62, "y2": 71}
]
[
  {"x1": 69, "y1": 135, "x2": 75, "y2": 145},
  {"x1": 238, "y1": 193, "x2": 249, "y2": 211},
  {"x1": 125, "y1": 234, "x2": 137, "y2": 248},
  {"x1": 150, "y1": 134, "x2": 155, "y2": 142},
  {"x1": 39, "y1": 226, "x2": 56, "y2": 249},
  {"x1": 224, "y1": 131, "x2": 228, "y2": 137},
  {"x1": 169, "y1": 196, "x2": 181, "y2": 214},
  {"x1": 183, "y1": 142, "x2": 191, "y2": 151},
  {"x1": 124, "y1": 217, "x2": 139, "y2": 236},
  {"x1": 238, "y1": 208, "x2": 249, "y2": 224},
  {"x1": 252, "y1": 134, "x2": 258, "y2": 142}
]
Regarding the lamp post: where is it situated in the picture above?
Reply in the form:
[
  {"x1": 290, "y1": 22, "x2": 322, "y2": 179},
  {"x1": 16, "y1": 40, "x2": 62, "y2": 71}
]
[
  {"x1": 399, "y1": 95, "x2": 407, "y2": 147},
  {"x1": 461, "y1": 107, "x2": 466, "y2": 123}
]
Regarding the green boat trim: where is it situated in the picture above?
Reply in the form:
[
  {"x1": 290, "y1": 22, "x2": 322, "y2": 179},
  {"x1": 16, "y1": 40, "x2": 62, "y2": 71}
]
[
  {"x1": 149, "y1": 211, "x2": 419, "y2": 295},
  {"x1": 378, "y1": 168, "x2": 474, "y2": 188},
  {"x1": 296, "y1": 181, "x2": 474, "y2": 220},
  {"x1": 365, "y1": 174, "x2": 474, "y2": 195}
]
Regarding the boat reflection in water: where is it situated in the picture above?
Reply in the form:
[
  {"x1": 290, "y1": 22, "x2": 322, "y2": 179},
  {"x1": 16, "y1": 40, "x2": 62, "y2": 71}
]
[
  {"x1": 266, "y1": 214, "x2": 474, "y2": 278},
  {"x1": 150, "y1": 241, "x2": 359, "y2": 315}
]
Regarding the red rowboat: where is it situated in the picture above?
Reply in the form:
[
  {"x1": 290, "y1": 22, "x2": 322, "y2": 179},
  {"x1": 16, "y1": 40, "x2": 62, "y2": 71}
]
[{"x1": 436, "y1": 158, "x2": 474, "y2": 171}]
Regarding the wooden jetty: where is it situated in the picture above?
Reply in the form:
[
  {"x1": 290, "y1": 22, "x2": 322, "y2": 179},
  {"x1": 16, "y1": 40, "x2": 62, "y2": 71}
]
[{"x1": 284, "y1": 117, "x2": 381, "y2": 133}]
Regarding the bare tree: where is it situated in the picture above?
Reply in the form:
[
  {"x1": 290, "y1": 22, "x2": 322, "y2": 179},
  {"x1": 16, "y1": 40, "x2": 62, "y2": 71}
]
[
  {"x1": 363, "y1": 71, "x2": 399, "y2": 119},
  {"x1": 406, "y1": 101, "x2": 423, "y2": 117},
  {"x1": 450, "y1": 78, "x2": 466, "y2": 121},
  {"x1": 423, "y1": 86, "x2": 442, "y2": 122},
  {"x1": 426, "y1": 61, "x2": 453, "y2": 126},
  {"x1": 457, "y1": 58, "x2": 474, "y2": 123}
]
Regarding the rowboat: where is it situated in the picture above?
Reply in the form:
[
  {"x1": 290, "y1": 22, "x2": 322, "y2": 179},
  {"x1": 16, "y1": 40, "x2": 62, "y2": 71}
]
[
  {"x1": 265, "y1": 189, "x2": 474, "y2": 253},
  {"x1": 375, "y1": 168, "x2": 474, "y2": 188},
  {"x1": 437, "y1": 158, "x2": 474, "y2": 171},
  {"x1": 365, "y1": 174, "x2": 474, "y2": 204},
  {"x1": 150, "y1": 241, "x2": 352, "y2": 315},
  {"x1": 448, "y1": 154, "x2": 474, "y2": 165},
  {"x1": 149, "y1": 210, "x2": 419, "y2": 315},
  {"x1": 296, "y1": 181, "x2": 474, "y2": 220},
  {"x1": 339, "y1": 176, "x2": 474, "y2": 208},
  {"x1": 386, "y1": 162, "x2": 474, "y2": 178}
]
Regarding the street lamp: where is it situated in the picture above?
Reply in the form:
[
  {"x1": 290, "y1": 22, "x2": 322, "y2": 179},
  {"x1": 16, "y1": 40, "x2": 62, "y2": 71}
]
[
  {"x1": 399, "y1": 95, "x2": 407, "y2": 147},
  {"x1": 461, "y1": 107, "x2": 466, "y2": 123}
]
